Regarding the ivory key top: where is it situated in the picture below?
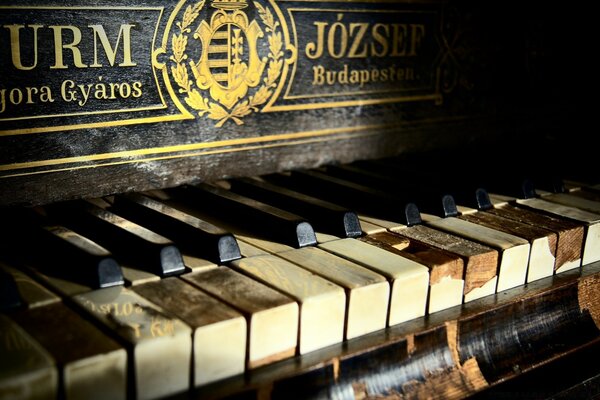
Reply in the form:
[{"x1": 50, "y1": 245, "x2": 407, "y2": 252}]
[
  {"x1": 72, "y1": 287, "x2": 192, "y2": 400},
  {"x1": 319, "y1": 238, "x2": 429, "y2": 326},
  {"x1": 132, "y1": 277, "x2": 247, "y2": 387},
  {"x1": 230, "y1": 254, "x2": 346, "y2": 354},
  {"x1": 183, "y1": 267, "x2": 299, "y2": 369},
  {"x1": 0, "y1": 314, "x2": 57, "y2": 400},
  {"x1": 276, "y1": 247, "x2": 390, "y2": 340}
]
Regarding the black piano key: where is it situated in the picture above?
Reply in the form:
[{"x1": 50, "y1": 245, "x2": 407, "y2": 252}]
[
  {"x1": 322, "y1": 164, "x2": 459, "y2": 218},
  {"x1": 46, "y1": 201, "x2": 185, "y2": 277},
  {"x1": 264, "y1": 170, "x2": 422, "y2": 226},
  {"x1": 110, "y1": 192, "x2": 241, "y2": 264},
  {"x1": 0, "y1": 268, "x2": 22, "y2": 311},
  {"x1": 171, "y1": 183, "x2": 317, "y2": 248},
  {"x1": 2, "y1": 210, "x2": 124, "y2": 289},
  {"x1": 227, "y1": 177, "x2": 362, "y2": 238}
]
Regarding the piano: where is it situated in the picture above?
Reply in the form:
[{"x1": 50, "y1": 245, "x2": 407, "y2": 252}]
[{"x1": 1, "y1": 0, "x2": 598, "y2": 399}]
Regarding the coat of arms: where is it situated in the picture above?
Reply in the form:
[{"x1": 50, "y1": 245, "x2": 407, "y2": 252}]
[{"x1": 162, "y1": 0, "x2": 294, "y2": 126}]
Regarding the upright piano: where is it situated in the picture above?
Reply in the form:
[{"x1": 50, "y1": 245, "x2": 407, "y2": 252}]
[{"x1": 1, "y1": 0, "x2": 599, "y2": 399}]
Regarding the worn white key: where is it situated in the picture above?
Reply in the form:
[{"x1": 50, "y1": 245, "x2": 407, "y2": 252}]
[
  {"x1": 319, "y1": 238, "x2": 429, "y2": 326},
  {"x1": 0, "y1": 315, "x2": 57, "y2": 400},
  {"x1": 133, "y1": 277, "x2": 246, "y2": 386},
  {"x1": 230, "y1": 254, "x2": 345, "y2": 354},
  {"x1": 72, "y1": 287, "x2": 192, "y2": 400},
  {"x1": 183, "y1": 268, "x2": 298, "y2": 369},
  {"x1": 277, "y1": 247, "x2": 389, "y2": 339}
]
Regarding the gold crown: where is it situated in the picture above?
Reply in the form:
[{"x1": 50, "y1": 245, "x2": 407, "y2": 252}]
[{"x1": 211, "y1": 0, "x2": 248, "y2": 10}]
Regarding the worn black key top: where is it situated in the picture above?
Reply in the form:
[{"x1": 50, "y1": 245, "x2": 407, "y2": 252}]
[
  {"x1": 47, "y1": 201, "x2": 185, "y2": 277},
  {"x1": 227, "y1": 177, "x2": 362, "y2": 238},
  {"x1": 171, "y1": 183, "x2": 317, "y2": 248},
  {"x1": 264, "y1": 170, "x2": 422, "y2": 226},
  {"x1": 110, "y1": 192, "x2": 241, "y2": 263},
  {"x1": 2, "y1": 209, "x2": 124, "y2": 289}
]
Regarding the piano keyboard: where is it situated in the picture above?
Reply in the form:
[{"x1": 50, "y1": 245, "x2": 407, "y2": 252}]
[{"x1": 2, "y1": 154, "x2": 600, "y2": 400}]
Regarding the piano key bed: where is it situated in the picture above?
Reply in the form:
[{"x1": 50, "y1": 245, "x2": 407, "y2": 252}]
[{"x1": 2, "y1": 159, "x2": 600, "y2": 400}]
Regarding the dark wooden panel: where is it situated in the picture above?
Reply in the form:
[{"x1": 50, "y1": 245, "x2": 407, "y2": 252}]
[{"x1": 0, "y1": 0, "x2": 591, "y2": 206}]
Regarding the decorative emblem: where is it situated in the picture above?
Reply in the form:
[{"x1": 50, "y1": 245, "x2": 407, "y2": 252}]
[{"x1": 162, "y1": 0, "x2": 294, "y2": 126}]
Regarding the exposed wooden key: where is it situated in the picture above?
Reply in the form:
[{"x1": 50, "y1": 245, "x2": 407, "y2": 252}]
[
  {"x1": 172, "y1": 184, "x2": 317, "y2": 248},
  {"x1": 276, "y1": 247, "x2": 389, "y2": 340},
  {"x1": 72, "y1": 286, "x2": 192, "y2": 400},
  {"x1": 459, "y1": 212, "x2": 557, "y2": 283},
  {"x1": 319, "y1": 238, "x2": 429, "y2": 326},
  {"x1": 541, "y1": 192, "x2": 600, "y2": 214},
  {"x1": 485, "y1": 204, "x2": 584, "y2": 274},
  {"x1": 47, "y1": 201, "x2": 186, "y2": 278},
  {"x1": 393, "y1": 224, "x2": 498, "y2": 302},
  {"x1": 132, "y1": 277, "x2": 247, "y2": 386},
  {"x1": 426, "y1": 217, "x2": 530, "y2": 292},
  {"x1": 9, "y1": 302, "x2": 127, "y2": 400},
  {"x1": 0, "y1": 314, "x2": 57, "y2": 400},
  {"x1": 230, "y1": 254, "x2": 345, "y2": 354},
  {"x1": 182, "y1": 267, "x2": 299, "y2": 369},
  {"x1": 110, "y1": 193, "x2": 241, "y2": 264},
  {"x1": 515, "y1": 197, "x2": 600, "y2": 266},
  {"x1": 360, "y1": 231, "x2": 465, "y2": 314}
]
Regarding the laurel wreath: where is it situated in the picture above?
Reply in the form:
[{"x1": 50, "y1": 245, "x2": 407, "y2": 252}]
[{"x1": 170, "y1": 0, "x2": 283, "y2": 127}]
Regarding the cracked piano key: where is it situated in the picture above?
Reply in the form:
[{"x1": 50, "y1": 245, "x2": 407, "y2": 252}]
[
  {"x1": 514, "y1": 197, "x2": 600, "y2": 266},
  {"x1": 170, "y1": 183, "x2": 317, "y2": 248},
  {"x1": 47, "y1": 200, "x2": 186, "y2": 278},
  {"x1": 426, "y1": 217, "x2": 530, "y2": 292},
  {"x1": 132, "y1": 277, "x2": 246, "y2": 387},
  {"x1": 110, "y1": 192, "x2": 241, "y2": 264},
  {"x1": 0, "y1": 314, "x2": 58, "y2": 400},
  {"x1": 484, "y1": 203, "x2": 584, "y2": 274},
  {"x1": 359, "y1": 231, "x2": 465, "y2": 314},
  {"x1": 8, "y1": 302, "x2": 127, "y2": 400},
  {"x1": 392, "y1": 224, "x2": 498, "y2": 302},
  {"x1": 72, "y1": 286, "x2": 192, "y2": 400},
  {"x1": 227, "y1": 177, "x2": 362, "y2": 238},
  {"x1": 458, "y1": 211, "x2": 557, "y2": 283},
  {"x1": 182, "y1": 267, "x2": 298, "y2": 369},
  {"x1": 318, "y1": 238, "x2": 429, "y2": 326},
  {"x1": 229, "y1": 254, "x2": 345, "y2": 354},
  {"x1": 276, "y1": 247, "x2": 389, "y2": 340}
]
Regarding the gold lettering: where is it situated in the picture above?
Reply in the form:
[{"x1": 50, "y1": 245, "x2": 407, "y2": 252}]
[
  {"x1": 348, "y1": 23, "x2": 368, "y2": 58},
  {"x1": 371, "y1": 23, "x2": 389, "y2": 57},
  {"x1": 306, "y1": 22, "x2": 328, "y2": 59},
  {"x1": 390, "y1": 24, "x2": 407, "y2": 57},
  {"x1": 0, "y1": 90, "x2": 5, "y2": 113},
  {"x1": 49, "y1": 25, "x2": 87, "y2": 69},
  {"x1": 89, "y1": 24, "x2": 136, "y2": 67},
  {"x1": 409, "y1": 24, "x2": 425, "y2": 56},
  {"x1": 4, "y1": 24, "x2": 43, "y2": 70},
  {"x1": 327, "y1": 14, "x2": 347, "y2": 59},
  {"x1": 131, "y1": 81, "x2": 143, "y2": 97}
]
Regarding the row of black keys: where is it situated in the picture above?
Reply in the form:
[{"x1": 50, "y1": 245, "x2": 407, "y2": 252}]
[{"x1": 0, "y1": 153, "x2": 584, "y2": 305}]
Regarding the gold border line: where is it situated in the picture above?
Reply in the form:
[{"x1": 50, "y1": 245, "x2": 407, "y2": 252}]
[
  {"x1": 270, "y1": 93, "x2": 441, "y2": 111},
  {"x1": 0, "y1": 114, "x2": 187, "y2": 136},
  {"x1": 0, "y1": 129, "x2": 388, "y2": 179},
  {"x1": 0, "y1": 123, "x2": 393, "y2": 172}
]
